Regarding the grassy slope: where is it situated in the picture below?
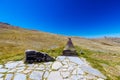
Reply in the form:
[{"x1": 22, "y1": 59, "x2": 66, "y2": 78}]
[{"x1": 0, "y1": 23, "x2": 120, "y2": 79}]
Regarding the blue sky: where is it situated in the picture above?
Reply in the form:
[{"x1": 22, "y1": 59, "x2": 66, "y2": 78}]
[{"x1": 0, "y1": 0, "x2": 120, "y2": 38}]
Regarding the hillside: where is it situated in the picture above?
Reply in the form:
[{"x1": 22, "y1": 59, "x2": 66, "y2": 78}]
[{"x1": 0, "y1": 22, "x2": 120, "y2": 79}]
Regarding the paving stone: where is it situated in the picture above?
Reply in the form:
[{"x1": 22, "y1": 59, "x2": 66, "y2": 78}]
[
  {"x1": 30, "y1": 71, "x2": 43, "y2": 80},
  {"x1": 5, "y1": 74, "x2": 13, "y2": 80},
  {"x1": 0, "y1": 65, "x2": 3, "y2": 69},
  {"x1": 85, "y1": 74, "x2": 97, "y2": 79},
  {"x1": 33, "y1": 64, "x2": 39, "y2": 68},
  {"x1": 59, "y1": 68, "x2": 68, "y2": 72},
  {"x1": 70, "y1": 75, "x2": 80, "y2": 80},
  {"x1": 0, "y1": 74, "x2": 4, "y2": 78},
  {"x1": 56, "y1": 56, "x2": 66, "y2": 61},
  {"x1": 81, "y1": 65, "x2": 106, "y2": 79},
  {"x1": 43, "y1": 62, "x2": 53, "y2": 65},
  {"x1": 52, "y1": 61, "x2": 62, "y2": 70},
  {"x1": 62, "y1": 61, "x2": 68, "y2": 65},
  {"x1": 14, "y1": 73, "x2": 26, "y2": 80},
  {"x1": 35, "y1": 64, "x2": 45, "y2": 70},
  {"x1": 72, "y1": 69, "x2": 77, "y2": 75},
  {"x1": 5, "y1": 61, "x2": 20, "y2": 69},
  {"x1": 0, "y1": 69, "x2": 8, "y2": 73},
  {"x1": 76, "y1": 68, "x2": 84, "y2": 75},
  {"x1": 61, "y1": 71, "x2": 70, "y2": 78},
  {"x1": 68, "y1": 57, "x2": 85, "y2": 65},
  {"x1": 97, "y1": 78, "x2": 104, "y2": 80},
  {"x1": 27, "y1": 64, "x2": 34, "y2": 67},
  {"x1": 8, "y1": 69, "x2": 16, "y2": 73},
  {"x1": 48, "y1": 71, "x2": 63, "y2": 80},
  {"x1": 62, "y1": 65, "x2": 69, "y2": 68},
  {"x1": 0, "y1": 78, "x2": 3, "y2": 80}
]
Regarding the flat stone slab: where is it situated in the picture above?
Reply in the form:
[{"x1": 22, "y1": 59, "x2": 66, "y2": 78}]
[
  {"x1": 0, "y1": 74, "x2": 4, "y2": 78},
  {"x1": 14, "y1": 73, "x2": 26, "y2": 80},
  {"x1": 0, "y1": 69, "x2": 8, "y2": 73},
  {"x1": 0, "y1": 65, "x2": 3, "y2": 69},
  {"x1": 5, "y1": 74, "x2": 13, "y2": 80},
  {"x1": 0, "y1": 56, "x2": 106, "y2": 80},
  {"x1": 52, "y1": 61, "x2": 62, "y2": 70},
  {"x1": 5, "y1": 61, "x2": 20, "y2": 69},
  {"x1": 30, "y1": 71, "x2": 43, "y2": 80},
  {"x1": 48, "y1": 71, "x2": 63, "y2": 80}
]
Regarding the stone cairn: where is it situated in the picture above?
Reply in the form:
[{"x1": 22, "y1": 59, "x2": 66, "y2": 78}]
[{"x1": 62, "y1": 38, "x2": 78, "y2": 56}]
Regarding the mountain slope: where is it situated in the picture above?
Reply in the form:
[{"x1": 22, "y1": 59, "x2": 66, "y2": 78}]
[{"x1": 0, "y1": 22, "x2": 120, "y2": 79}]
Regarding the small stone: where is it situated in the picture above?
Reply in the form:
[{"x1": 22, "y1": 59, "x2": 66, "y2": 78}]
[
  {"x1": 0, "y1": 69, "x2": 8, "y2": 73},
  {"x1": 0, "y1": 74, "x2": 4, "y2": 78},
  {"x1": 52, "y1": 61, "x2": 62, "y2": 70},
  {"x1": 48, "y1": 71, "x2": 63, "y2": 80},
  {"x1": 14, "y1": 73, "x2": 26, "y2": 80},
  {"x1": 30, "y1": 71, "x2": 43, "y2": 80},
  {"x1": 59, "y1": 68, "x2": 68, "y2": 72},
  {"x1": 5, "y1": 74, "x2": 13, "y2": 80},
  {"x1": 68, "y1": 66, "x2": 74, "y2": 71}
]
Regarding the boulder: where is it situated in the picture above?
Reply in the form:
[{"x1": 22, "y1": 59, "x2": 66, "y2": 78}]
[{"x1": 25, "y1": 50, "x2": 55, "y2": 63}]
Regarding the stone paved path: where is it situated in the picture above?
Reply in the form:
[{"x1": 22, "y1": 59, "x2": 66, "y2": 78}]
[{"x1": 0, "y1": 56, "x2": 106, "y2": 80}]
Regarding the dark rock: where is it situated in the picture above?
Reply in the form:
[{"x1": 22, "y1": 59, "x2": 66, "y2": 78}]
[
  {"x1": 25, "y1": 50, "x2": 55, "y2": 63},
  {"x1": 62, "y1": 38, "x2": 78, "y2": 56}
]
